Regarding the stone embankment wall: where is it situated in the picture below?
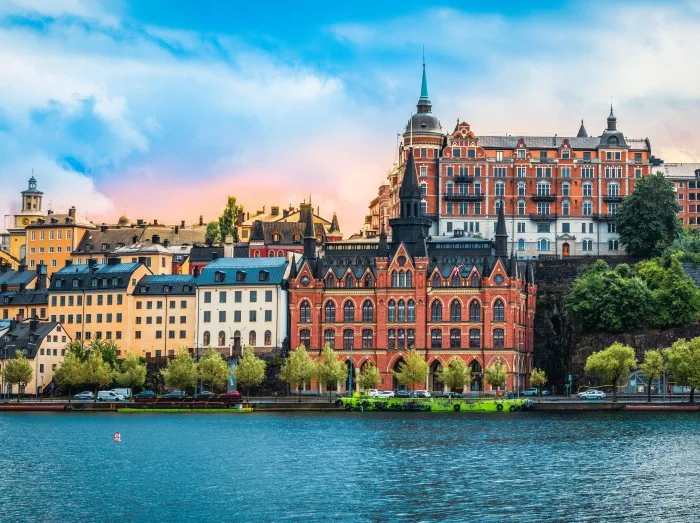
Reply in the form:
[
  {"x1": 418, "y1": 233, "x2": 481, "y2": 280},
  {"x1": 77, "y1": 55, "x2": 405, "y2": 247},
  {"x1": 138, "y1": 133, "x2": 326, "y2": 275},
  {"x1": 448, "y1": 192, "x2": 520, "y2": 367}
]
[{"x1": 533, "y1": 256, "x2": 698, "y2": 390}]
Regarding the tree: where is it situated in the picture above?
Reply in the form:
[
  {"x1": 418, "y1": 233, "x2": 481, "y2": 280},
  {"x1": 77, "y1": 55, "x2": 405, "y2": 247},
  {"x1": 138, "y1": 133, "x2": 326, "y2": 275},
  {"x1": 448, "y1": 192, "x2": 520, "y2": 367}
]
[
  {"x1": 279, "y1": 345, "x2": 315, "y2": 401},
  {"x1": 54, "y1": 351, "x2": 85, "y2": 400},
  {"x1": 205, "y1": 221, "x2": 221, "y2": 244},
  {"x1": 113, "y1": 354, "x2": 147, "y2": 389},
  {"x1": 82, "y1": 351, "x2": 113, "y2": 394},
  {"x1": 314, "y1": 344, "x2": 347, "y2": 401},
  {"x1": 639, "y1": 350, "x2": 664, "y2": 403},
  {"x1": 357, "y1": 363, "x2": 381, "y2": 391},
  {"x1": 394, "y1": 349, "x2": 429, "y2": 391},
  {"x1": 616, "y1": 172, "x2": 682, "y2": 257},
  {"x1": 218, "y1": 196, "x2": 242, "y2": 243},
  {"x1": 160, "y1": 352, "x2": 198, "y2": 393},
  {"x1": 197, "y1": 348, "x2": 229, "y2": 393},
  {"x1": 529, "y1": 368, "x2": 548, "y2": 397},
  {"x1": 3, "y1": 353, "x2": 33, "y2": 400},
  {"x1": 233, "y1": 345, "x2": 266, "y2": 401},
  {"x1": 649, "y1": 258, "x2": 700, "y2": 328},
  {"x1": 89, "y1": 339, "x2": 121, "y2": 369},
  {"x1": 65, "y1": 340, "x2": 89, "y2": 361},
  {"x1": 664, "y1": 338, "x2": 700, "y2": 403},
  {"x1": 439, "y1": 357, "x2": 471, "y2": 392},
  {"x1": 584, "y1": 342, "x2": 637, "y2": 402},
  {"x1": 485, "y1": 360, "x2": 507, "y2": 392}
]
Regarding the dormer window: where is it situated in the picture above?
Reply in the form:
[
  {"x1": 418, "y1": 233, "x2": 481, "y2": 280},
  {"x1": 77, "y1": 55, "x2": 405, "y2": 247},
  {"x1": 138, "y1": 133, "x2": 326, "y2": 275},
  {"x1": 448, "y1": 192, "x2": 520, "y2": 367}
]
[
  {"x1": 272, "y1": 232, "x2": 281, "y2": 243},
  {"x1": 111, "y1": 278, "x2": 118, "y2": 286},
  {"x1": 453, "y1": 148, "x2": 461, "y2": 158},
  {"x1": 235, "y1": 270, "x2": 246, "y2": 282},
  {"x1": 259, "y1": 270, "x2": 269, "y2": 282},
  {"x1": 102, "y1": 244, "x2": 109, "y2": 250},
  {"x1": 562, "y1": 149, "x2": 570, "y2": 159},
  {"x1": 517, "y1": 149, "x2": 526, "y2": 159},
  {"x1": 55, "y1": 279, "x2": 64, "y2": 288},
  {"x1": 163, "y1": 285, "x2": 171, "y2": 293},
  {"x1": 293, "y1": 233, "x2": 301, "y2": 243},
  {"x1": 140, "y1": 285, "x2": 148, "y2": 292},
  {"x1": 72, "y1": 279, "x2": 79, "y2": 288},
  {"x1": 91, "y1": 278, "x2": 98, "y2": 287},
  {"x1": 215, "y1": 271, "x2": 226, "y2": 283},
  {"x1": 184, "y1": 285, "x2": 191, "y2": 292}
]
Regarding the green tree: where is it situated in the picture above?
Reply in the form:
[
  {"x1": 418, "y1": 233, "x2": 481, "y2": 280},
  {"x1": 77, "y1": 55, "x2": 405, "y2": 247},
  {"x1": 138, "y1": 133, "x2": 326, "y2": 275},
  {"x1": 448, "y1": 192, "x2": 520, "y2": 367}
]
[
  {"x1": 664, "y1": 338, "x2": 700, "y2": 403},
  {"x1": 113, "y1": 354, "x2": 147, "y2": 389},
  {"x1": 54, "y1": 351, "x2": 85, "y2": 400},
  {"x1": 218, "y1": 196, "x2": 242, "y2": 243},
  {"x1": 394, "y1": 349, "x2": 429, "y2": 391},
  {"x1": 616, "y1": 172, "x2": 682, "y2": 257},
  {"x1": 197, "y1": 348, "x2": 229, "y2": 393},
  {"x1": 232, "y1": 345, "x2": 266, "y2": 401},
  {"x1": 584, "y1": 342, "x2": 637, "y2": 402},
  {"x1": 279, "y1": 345, "x2": 315, "y2": 401},
  {"x1": 439, "y1": 357, "x2": 471, "y2": 392},
  {"x1": 3, "y1": 352, "x2": 33, "y2": 400},
  {"x1": 357, "y1": 363, "x2": 381, "y2": 391},
  {"x1": 650, "y1": 258, "x2": 700, "y2": 328},
  {"x1": 160, "y1": 352, "x2": 198, "y2": 393},
  {"x1": 205, "y1": 221, "x2": 221, "y2": 243},
  {"x1": 485, "y1": 360, "x2": 507, "y2": 392},
  {"x1": 82, "y1": 351, "x2": 113, "y2": 394},
  {"x1": 89, "y1": 339, "x2": 121, "y2": 369},
  {"x1": 314, "y1": 344, "x2": 348, "y2": 401},
  {"x1": 639, "y1": 350, "x2": 664, "y2": 403},
  {"x1": 529, "y1": 368, "x2": 548, "y2": 397},
  {"x1": 65, "y1": 340, "x2": 89, "y2": 361}
]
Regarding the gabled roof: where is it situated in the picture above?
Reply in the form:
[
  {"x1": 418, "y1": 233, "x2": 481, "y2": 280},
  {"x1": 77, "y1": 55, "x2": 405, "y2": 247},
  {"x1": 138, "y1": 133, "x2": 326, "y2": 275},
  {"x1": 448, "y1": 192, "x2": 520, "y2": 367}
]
[
  {"x1": 50, "y1": 262, "x2": 144, "y2": 292},
  {"x1": 26, "y1": 213, "x2": 93, "y2": 229},
  {"x1": 0, "y1": 321, "x2": 64, "y2": 359},
  {"x1": 0, "y1": 269, "x2": 38, "y2": 289},
  {"x1": 133, "y1": 275, "x2": 196, "y2": 296},
  {"x1": 197, "y1": 257, "x2": 288, "y2": 286},
  {"x1": 0, "y1": 290, "x2": 49, "y2": 307},
  {"x1": 110, "y1": 243, "x2": 173, "y2": 256},
  {"x1": 249, "y1": 220, "x2": 326, "y2": 244}
]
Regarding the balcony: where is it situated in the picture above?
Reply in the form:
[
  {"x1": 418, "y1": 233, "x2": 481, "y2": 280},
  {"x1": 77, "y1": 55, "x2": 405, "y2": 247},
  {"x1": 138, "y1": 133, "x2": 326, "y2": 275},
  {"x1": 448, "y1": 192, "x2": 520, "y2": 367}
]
[
  {"x1": 529, "y1": 213, "x2": 558, "y2": 221},
  {"x1": 531, "y1": 194, "x2": 556, "y2": 202},
  {"x1": 443, "y1": 193, "x2": 485, "y2": 202},
  {"x1": 535, "y1": 157, "x2": 556, "y2": 164},
  {"x1": 603, "y1": 195, "x2": 623, "y2": 203},
  {"x1": 453, "y1": 176, "x2": 474, "y2": 183},
  {"x1": 592, "y1": 213, "x2": 617, "y2": 221}
]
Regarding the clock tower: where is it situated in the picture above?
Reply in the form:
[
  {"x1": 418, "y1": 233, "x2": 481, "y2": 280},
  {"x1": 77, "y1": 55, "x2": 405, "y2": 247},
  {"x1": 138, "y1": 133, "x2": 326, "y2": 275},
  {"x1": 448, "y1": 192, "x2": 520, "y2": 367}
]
[{"x1": 8, "y1": 175, "x2": 45, "y2": 262}]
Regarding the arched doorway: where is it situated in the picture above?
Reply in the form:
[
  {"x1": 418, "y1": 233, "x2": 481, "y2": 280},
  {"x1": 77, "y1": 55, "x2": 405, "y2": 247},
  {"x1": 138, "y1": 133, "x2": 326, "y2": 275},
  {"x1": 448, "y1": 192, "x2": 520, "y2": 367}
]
[
  {"x1": 233, "y1": 330, "x2": 241, "y2": 354},
  {"x1": 562, "y1": 243, "x2": 570, "y2": 257},
  {"x1": 469, "y1": 360, "x2": 483, "y2": 392},
  {"x1": 344, "y1": 360, "x2": 355, "y2": 392},
  {"x1": 392, "y1": 358, "x2": 405, "y2": 391},
  {"x1": 429, "y1": 361, "x2": 442, "y2": 392}
]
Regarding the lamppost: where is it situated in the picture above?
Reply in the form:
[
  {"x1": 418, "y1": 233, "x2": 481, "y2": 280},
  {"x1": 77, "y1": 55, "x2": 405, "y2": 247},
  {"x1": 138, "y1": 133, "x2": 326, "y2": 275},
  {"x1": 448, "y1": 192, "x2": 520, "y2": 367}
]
[{"x1": 347, "y1": 343, "x2": 353, "y2": 395}]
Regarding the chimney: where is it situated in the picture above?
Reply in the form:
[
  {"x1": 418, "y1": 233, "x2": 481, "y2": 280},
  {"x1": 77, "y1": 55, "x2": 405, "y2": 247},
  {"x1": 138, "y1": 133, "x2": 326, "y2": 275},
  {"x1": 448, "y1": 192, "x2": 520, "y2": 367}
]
[
  {"x1": 100, "y1": 225, "x2": 108, "y2": 232},
  {"x1": 30, "y1": 318, "x2": 39, "y2": 331},
  {"x1": 9, "y1": 319, "x2": 17, "y2": 331},
  {"x1": 65, "y1": 260, "x2": 73, "y2": 267},
  {"x1": 107, "y1": 257, "x2": 120, "y2": 266},
  {"x1": 181, "y1": 220, "x2": 186, "y2": 228},
  {"x1": 152, "y1": 234, "x2": 160, "y2": 244},
  {"x1": 19, "y1": 283, "x2": 26, "y2": 292},
  {"x1": 137, "y1": 219, "x2": 144, "y2": 226},
  {"x1": 237, "y1": 211, "x2": 244, "y2": 226},
  {"x1": 163, "y1": 239, "x2": 170, "y2": 248},
  {"x1": 1, "y1": 283, "x2": 7, "y2": 293},
  {"x1": 18, "y1": 263, "x2": 25, "y2": 273},
  {"x1": 174, "y1": 225, "x2": 179, "y2": 234},
  {"x1": 199, "y1": 215, "x2": 204, "y2": 226},
  {"x1": 132, "y1": 235, "x2": 138, "y2": 245},
  {"x1": 47, "y1": 209, "x2": 54, "y2": 215},
  {"x1": 212, "y1": 252, "x2": 219, "y2": 260},
  {"x1": 154, "y1": 219, "x2": 159, "y2": 226},
  {"x1": 36, "y1": 264, "x2": 47, "y2": 290},
  {"x1": 0, "y1": 263, "x2": 8, "y2": 273},
  {"x1": 68, "y1": 206, "x2": 76, "y2": 218}
]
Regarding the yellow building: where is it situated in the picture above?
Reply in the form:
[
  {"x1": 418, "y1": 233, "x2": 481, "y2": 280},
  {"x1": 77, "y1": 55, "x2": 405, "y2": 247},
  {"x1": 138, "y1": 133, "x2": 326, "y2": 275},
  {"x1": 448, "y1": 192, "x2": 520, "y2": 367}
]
[
  {"x1": 47, "y1": 259, "x2": 151, "y2": 351},
  {"x1": 130, "y1": 275, "x2": 197, "y2": 358},
  {"x1": 7, "y1": 175, "x2": 45, "y2": 262},
  {"x1": 0, "y1": 319, "x2": 70, "y2": 396},
  {"x1": 25, "y1": 207, "x2": 94, "y2": 276},
  {"x1": 0, "y1": 264, "x2": 49, "y2": 321}
]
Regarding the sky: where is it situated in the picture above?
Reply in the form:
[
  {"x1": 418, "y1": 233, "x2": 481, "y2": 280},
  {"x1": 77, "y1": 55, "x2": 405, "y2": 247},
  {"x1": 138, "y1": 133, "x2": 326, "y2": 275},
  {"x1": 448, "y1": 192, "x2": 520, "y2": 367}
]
[{"x1": 1, "y1": 0, "x2": 699, "y2": 235}]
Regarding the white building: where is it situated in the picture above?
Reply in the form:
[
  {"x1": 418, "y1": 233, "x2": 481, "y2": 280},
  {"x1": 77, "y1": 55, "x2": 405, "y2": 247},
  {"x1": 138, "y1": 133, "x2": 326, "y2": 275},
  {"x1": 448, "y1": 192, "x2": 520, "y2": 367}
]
[{"x1": 195, "y1": 258, "x2": 290, "y2": 356}]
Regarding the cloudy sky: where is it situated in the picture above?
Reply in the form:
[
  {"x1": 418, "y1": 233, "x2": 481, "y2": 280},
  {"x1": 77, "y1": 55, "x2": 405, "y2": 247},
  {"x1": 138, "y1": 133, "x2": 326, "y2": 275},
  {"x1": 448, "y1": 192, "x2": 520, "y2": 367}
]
[{"x1": 1, "y1": 0, "x2": 699, "y2": 234}]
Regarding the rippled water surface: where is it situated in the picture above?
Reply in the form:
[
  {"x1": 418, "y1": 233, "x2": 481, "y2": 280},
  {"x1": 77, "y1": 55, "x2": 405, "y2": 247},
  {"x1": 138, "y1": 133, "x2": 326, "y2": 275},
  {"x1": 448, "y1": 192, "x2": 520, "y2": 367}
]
[{"x1": 1, "y1": 412, "x2": 699, "y2": 522}]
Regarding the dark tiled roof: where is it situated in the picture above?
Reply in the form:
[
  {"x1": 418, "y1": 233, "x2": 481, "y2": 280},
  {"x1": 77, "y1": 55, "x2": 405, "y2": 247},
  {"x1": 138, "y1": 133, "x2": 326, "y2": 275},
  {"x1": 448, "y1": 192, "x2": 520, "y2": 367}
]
[
  {"x1": 249, "y1": 221, "x2": 325, "y2": 244},
  {"x1": 26, "y1": 213, "x2": 93, "y2": 228},
  {"x1": 133, "y1": 275, "x2": 196, "y2": 296},
  {"x1": 189, "y1": 246, "x2": 224, "y2": 263},
  {"x1": 74, "y1": 228, "x2": 142, "y2": 254},
  {"x1": 0, "y1": 269, "x2": 38, "y2": 289},
  {"x1": 198, "y1": 258, "x2": 288, "y2": 286},
  {"x1": 50, "y1": 263, "x2": 144, "y2": 292},
  {"x1": 0, "y1": 290, "x2": 49, "y2": 307},
  {"x1": 139, "y1": 226, "x2": 207, "y2": 246},
  {"x1": 0, "y1": 321, "x2": 62, "y2": 359},
  {"x1": 475, "y1": 134, "x2": 649, "y2": 151}
]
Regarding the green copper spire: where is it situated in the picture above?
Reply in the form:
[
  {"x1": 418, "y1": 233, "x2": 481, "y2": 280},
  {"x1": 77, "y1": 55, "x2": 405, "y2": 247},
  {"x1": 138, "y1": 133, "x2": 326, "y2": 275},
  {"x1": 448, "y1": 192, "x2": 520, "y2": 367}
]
[{"x1": 420, "y1": 62, "x2": 429, "y2": 100}]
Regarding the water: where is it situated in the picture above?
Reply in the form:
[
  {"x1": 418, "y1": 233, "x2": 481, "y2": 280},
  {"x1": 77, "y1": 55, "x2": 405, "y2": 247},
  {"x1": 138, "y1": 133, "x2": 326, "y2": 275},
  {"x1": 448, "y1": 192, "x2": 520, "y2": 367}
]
[{"x1": 1, "y1": 412, "x2": 698, "y2": 522}]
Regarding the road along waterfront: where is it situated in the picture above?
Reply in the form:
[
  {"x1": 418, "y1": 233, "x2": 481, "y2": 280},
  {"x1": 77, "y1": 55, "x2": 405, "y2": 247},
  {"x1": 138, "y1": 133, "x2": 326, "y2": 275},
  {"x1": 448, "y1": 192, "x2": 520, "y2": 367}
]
[{"x1": 1, "y1": 411, "x2": 699, "y2": 522}]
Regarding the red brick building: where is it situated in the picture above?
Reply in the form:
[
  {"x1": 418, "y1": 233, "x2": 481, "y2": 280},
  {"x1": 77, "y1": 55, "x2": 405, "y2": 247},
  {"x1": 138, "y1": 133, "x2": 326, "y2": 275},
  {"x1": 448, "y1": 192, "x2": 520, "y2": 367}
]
[{"x1": 288, "y1": 150, "x2": 537, "y2": 393}]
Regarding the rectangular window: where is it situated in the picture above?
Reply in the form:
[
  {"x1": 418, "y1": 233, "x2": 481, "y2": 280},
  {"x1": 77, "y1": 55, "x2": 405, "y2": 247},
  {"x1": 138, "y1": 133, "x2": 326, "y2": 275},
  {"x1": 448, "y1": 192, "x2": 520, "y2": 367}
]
[
  {"x1": 517, "y1": 166, "x2": 526, "y2": 178},
  {"x1": 180, "y1": 316, "x2": 186, "y2": 324},
  {"x1": 517, "y1": 222, "x2": 526, "y2": 233},
  {"x1": 494, "y1": 167, "x2": 507, "y2": 178},
  {"x1": 561, "y1": 167, "x2": 571, "y2": 178},
  {"x1": 219, "y1": 291, "x2": 227, "y2": 303},
  {"x1": 265, "y1": 310, "x2": 272, "y2": 322},
  {"x1": 219, "y1": 311, "x2": 226, "y2": 322},
  {"x1": 234, "y1": 311, "x2": 241, "y2": 322},
  {"x1": 562, "y1": 223, "x2": 570, "y2": 234},
  {"x1": 249, "y1": 310, "x2": 257, "y2": 322},
  {"x1": 537, "y1": 223, "x2": 550, "y2": 233},
  {"x1": 235, "y1": 291, "x2": 242, "y2": 303},
  {"x1": 420, "y1": 165, "x2": 427, "y2": 177},
  {"x1": 446, "y1": 166, "x2": 454, "y2": 177},
  {"x1": 581, "y1": 167, "x2": 594, "y2": 178},
  {"x1": 180, "y1": 330, "x2": 186, "y2": 339},
  {"x1": 250, "y1": 291, "x2": 257, "y2": 302},
  {"x1": 203, "y1": 311, "x2": 211, "y2": 323},
  {"x1": 204, "y1": 291, "x2": 211, "y2": 303},
  {"x1": 265, "y1": 290, "x2": 272, "y2": 302}
]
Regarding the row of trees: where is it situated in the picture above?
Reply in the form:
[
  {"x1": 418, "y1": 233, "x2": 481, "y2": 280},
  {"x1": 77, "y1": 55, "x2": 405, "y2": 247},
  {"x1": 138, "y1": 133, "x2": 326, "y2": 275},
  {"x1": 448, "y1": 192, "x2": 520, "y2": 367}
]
[
  {"x1": 584, "y1": 338, "x2": 700, "y2": 402},
  {"x1": 566, "y1": 257, "x2": 700, "y2": 333}
]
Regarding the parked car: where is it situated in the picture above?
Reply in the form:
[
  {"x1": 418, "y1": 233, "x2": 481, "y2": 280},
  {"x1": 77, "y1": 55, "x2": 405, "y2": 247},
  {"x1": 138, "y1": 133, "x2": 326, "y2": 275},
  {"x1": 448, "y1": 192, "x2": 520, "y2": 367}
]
[
  {"x1": 437, "y1": 392, "x2": 462, "y2": 399},
  {"x1": 378, "y1": 391, "x2": 395, "y2": 398},
  {"x1": 220, "y1": 391, "x2": 242, "y2": 403},
  {"x1": 541, "y1": 389, "x2": 551, "y2": 397},
  {"x1": 112, "y1": 388, "x2": 132, "y2": 400},
  {"x1": 396, "y1": 390, "x2": 411, "y2": 398},
  {"x1": 133, "y1": 390, "x2": 157, "y2": 400},
  {"x1": 367, "y1": 389, "x2": 379, "y2": 397},
  {"x1": 520, "y1": 388, "x2": 539, "y2": 397},
  {"x1": 578, "y1": 389, "x2": 606, "y2": 400},
  {"x1": 97, "y1": 391, "x2": 126, "y2": 402},
  {"x1": 163, "y1": 390, "x2": 186, "y2": 400},
  {"x1": 413, "y1": 390, "x2": 431, "y2": 398},
  {"x1": 196, "y1": 390, "x2": 216, "y2": 400},
  {"x1": 74, "y1": 391, "x2": 94, "y2": 400}
]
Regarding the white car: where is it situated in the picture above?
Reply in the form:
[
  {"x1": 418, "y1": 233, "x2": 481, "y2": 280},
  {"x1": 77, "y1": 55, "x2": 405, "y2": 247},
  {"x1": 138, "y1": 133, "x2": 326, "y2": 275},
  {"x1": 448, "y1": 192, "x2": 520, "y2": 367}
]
[
  {"x1": 578, "y1": 389, "x2": 606, "y2": 400},
  {"x1": 378, "y1": 391, "x2": 395, "y2": 398},
  {"x1": 367, "y1": 389, "x2": 379, "y2": 397},
  {"x1": 413, "y1": 390, "x2": 431, "y2": 398},
  {"x1": 97, "y1": 390, "x2": 126, "y2": 402}
]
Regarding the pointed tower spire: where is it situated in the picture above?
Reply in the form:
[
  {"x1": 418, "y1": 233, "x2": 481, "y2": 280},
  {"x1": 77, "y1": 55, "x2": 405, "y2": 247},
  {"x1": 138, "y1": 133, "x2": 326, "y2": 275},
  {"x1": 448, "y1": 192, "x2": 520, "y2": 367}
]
[
  {"x1": 577, "y1": 119, "x2": 588, "y2": 138},
  {"x1": 417, "y1": 55, "x2": 431, "y2": 114},
  {"x1": 330, "y1": 212, "x2": 339, "y2": 233},
  {"x1": 607, "y1": 103, "x2": 617, "y2": 131},
  {"x1": 399, "y1": 148, "x2": 421, "y2": 203},
  {"x1": 288, "y1": 254, "x2": 298, "y2": 279},
  {"x1": 495, "y1": 203, "x2": 508, "y2": 258},
  {"x1": 302, "y1": 203, "x2": 316, "y2": 259}
]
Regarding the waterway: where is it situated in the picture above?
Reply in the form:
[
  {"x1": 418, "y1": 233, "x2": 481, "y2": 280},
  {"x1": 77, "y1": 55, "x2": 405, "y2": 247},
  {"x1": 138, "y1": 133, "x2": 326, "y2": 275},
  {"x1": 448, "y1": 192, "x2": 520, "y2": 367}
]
[{"x1": 1, "y1": 412, "x2": 698, "y2": 522}]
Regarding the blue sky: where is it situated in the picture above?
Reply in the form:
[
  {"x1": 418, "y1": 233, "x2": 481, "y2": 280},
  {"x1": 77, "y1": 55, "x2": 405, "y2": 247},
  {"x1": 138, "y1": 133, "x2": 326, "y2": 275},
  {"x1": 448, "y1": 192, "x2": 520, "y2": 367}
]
[{"x1": 1, "y1": 0, "x2": 699, "y2": 232}]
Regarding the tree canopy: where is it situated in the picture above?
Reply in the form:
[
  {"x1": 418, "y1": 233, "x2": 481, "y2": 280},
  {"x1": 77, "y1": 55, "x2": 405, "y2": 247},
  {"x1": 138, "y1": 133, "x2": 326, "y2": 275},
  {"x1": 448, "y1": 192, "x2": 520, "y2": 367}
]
[
  {"x1": 279, "y1": 346, "x2": 315, "y2": 399},
  {"x1": 160, "y1": 352, "x2": 198, "y2": 392},
  {"x1": 82, "y1": 351, "x2": 113, "y2": 392},
  {"x1": 233, "y1": 346, "x2": 266, "y2": 400},
  {"x1": 616, "y1": 172, "x2": 682, "y2": 257},
  {"x1": 639, "y1": 350, "x2": 664, "y2": 403},
  {"x1": 584, "y1": 342, "x2": 637, "y2": 401},
  {"x1": 54, "y1": 351, "x2": 85, "y2": 398},
  {"x1": 218, "y1": 196, "x2": 242, "y2": 243},
  {"x1": 357, "y1": 363, "x2": 381, "y2": 390},
  {"x1": 529, "y1": 368, "x2": 548, "y2": 395},
  {"x1": 314, "y1": 344, "x2": 347, "y2": 399},
  {"x1": 3, "y1": 353, "x2": 32, "y2": 398},
  {"x1": 113, "y1": 354, "x2": 147, "y2": 389},
  {"x1": 664, "y1": 338, "x2": 700, "y2": 403},
  {"x1": 484, "y1": 360, "x2": 507, "y2": 391},
  {"x1": 394, "y1": 349, "x2": 429, "y2": 390},
  {"x1": 197, "y1": 348, "x2": 229, "y2": 392},
  {"x1": 205, "y1": 221, "x2": 221, "y2": 243},
  {"x1": 439, "y1": 357, "x2": 471, "y2": 392}
]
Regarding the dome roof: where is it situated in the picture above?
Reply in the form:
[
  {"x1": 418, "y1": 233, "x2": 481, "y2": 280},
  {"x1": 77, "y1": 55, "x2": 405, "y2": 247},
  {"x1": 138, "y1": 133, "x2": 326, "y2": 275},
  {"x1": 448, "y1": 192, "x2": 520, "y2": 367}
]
[
  {"x1": 117, "y1": 215, "x2": 131, "y2": 226},
  {"x1": 405, "y1": 112, "x2": 442, "y2": 134}
]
